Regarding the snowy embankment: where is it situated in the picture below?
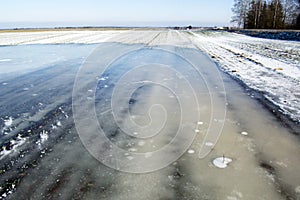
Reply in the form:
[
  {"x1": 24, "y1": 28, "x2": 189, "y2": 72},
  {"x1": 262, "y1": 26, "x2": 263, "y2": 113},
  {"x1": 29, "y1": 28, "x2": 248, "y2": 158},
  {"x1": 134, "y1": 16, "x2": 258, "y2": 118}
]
[{"x1": 189, "y1": 31, "x2": 300, "y2": 123}]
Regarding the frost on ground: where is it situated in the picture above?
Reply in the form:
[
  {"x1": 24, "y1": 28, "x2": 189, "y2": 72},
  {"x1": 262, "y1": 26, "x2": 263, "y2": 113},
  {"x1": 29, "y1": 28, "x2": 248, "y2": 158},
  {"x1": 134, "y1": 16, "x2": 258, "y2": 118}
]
[{"x1": 189, "y1": 31, "x2": 300, "y2": 123}]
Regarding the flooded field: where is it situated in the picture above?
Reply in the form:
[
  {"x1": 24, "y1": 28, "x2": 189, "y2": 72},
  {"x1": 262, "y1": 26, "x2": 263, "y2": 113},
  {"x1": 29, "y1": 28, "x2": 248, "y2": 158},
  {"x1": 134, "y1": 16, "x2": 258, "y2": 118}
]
[{"x1": 0, "y1": 30, "x2": 299, "y2": 200}]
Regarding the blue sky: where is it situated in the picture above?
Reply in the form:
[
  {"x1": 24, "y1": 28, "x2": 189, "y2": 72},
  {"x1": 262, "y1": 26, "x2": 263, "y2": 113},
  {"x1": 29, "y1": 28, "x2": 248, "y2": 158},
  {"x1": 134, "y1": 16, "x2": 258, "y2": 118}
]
[{"x1": 0, "y1": 0, "x2": 234, "y2": 28}]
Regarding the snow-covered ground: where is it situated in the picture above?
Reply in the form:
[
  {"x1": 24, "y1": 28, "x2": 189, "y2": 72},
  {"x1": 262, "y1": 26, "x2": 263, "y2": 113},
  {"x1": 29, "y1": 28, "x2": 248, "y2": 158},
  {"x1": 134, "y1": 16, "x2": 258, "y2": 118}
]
[
  {"x1": 188, "y1": 31, "x2": 300, "y2": 123},
  {"x1": 0, "y1": 30, "x2": 124, "y2": 45}
]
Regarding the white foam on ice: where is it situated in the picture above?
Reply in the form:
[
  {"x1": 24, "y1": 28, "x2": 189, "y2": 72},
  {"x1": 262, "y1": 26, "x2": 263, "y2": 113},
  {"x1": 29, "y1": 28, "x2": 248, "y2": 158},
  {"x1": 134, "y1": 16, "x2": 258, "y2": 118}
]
[
  {"x1": 213, "y1": 156, "x2": 233, "y2": 169},
  {"x1": 0, "y1": 135, "x2": 27, "y2": 160}
]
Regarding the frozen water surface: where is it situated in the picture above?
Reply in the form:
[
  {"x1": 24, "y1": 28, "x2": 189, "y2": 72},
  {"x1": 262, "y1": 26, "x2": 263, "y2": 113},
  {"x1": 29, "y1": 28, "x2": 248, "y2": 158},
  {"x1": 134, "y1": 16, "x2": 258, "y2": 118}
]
[{"x1": 0, "y1": 30, "x2": 299, "y2": 200}]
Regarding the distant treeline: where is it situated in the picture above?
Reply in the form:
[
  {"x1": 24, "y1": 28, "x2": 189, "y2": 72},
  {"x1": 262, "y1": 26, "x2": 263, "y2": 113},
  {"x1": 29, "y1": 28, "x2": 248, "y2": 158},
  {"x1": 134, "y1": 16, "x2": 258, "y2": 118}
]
[{"x1": 231, "y1": 0, "x2": 300, "y2": 29}]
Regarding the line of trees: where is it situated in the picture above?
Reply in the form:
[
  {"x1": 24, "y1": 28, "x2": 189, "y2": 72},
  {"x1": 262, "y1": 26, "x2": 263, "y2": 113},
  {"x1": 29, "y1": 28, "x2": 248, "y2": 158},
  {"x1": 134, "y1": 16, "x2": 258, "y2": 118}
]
[{"x1": 231, "y1": 0, "x2": 300, "y2": 29}]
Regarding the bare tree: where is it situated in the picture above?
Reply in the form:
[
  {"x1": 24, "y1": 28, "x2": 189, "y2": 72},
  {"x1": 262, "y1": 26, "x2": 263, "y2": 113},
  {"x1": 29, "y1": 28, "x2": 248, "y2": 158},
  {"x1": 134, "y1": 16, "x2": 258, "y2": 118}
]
[
  {"x1": 282, "y1": 0, "x2": 299, "y2": 26},
  {"x1": 270, "y1": 0, "x2": 284, "y2": 28},
  {"x1": 231, "y1": 0, "x2": 299, "y2": 29},
  {"x1": 255, "y1": 0, "x2": 263, "y2": 28},
  {"x1": 297, "y1": 0, "x2": 300, "y2": 28},
  {"x1": 231, "y1": 0, "x2": 251, "y2": 28}
]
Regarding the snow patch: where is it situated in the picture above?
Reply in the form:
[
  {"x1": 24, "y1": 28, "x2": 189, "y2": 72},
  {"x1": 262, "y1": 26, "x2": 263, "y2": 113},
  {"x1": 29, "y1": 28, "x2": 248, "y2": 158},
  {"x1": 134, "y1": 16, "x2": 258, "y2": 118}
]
[
  {"x1": 4, "y1": 117, "x2": 13, "y2": 126},
  {"x1": 36, "y1": 130, "x2": 49, "y2": 148},
  {"x1": 197, "y1": 121, "x2": 204, "y2": 125},
  {"x1": 241, "y1": 131, "x2": 248, "y2": 136},
  {"x1": 0, "y1": 134, "x2": 27, "y2": 160},
  {"x1": 99, "y1": 76, "x2": 109, "y2": 81},
  {"x1": 56, "y1": 121, "x2": 62, "y2": 127},
  {"x1": 187, "y1": 149, "x2": 195, "y2": 154}
]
